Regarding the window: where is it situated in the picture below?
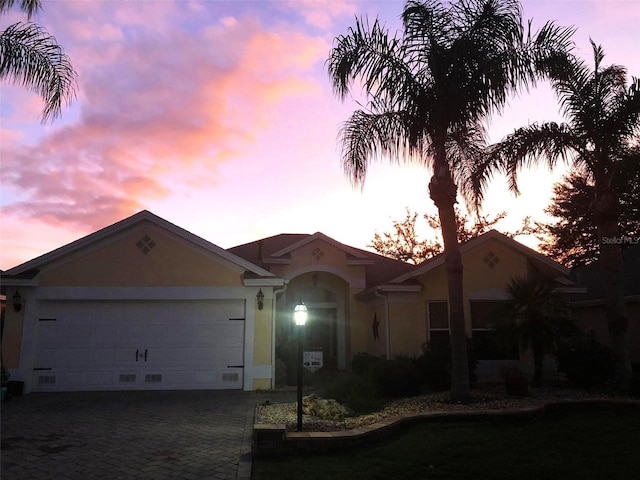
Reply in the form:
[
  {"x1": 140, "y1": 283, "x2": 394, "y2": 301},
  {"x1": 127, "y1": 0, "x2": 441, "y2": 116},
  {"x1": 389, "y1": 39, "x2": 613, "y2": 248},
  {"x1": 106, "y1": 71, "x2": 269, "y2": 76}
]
[
  {"x1": 470, "y1": 300, "x2": 518, "y2": 360},
  {"x1": 427, "y1": 301, "x2": 449, "y2": 342}
]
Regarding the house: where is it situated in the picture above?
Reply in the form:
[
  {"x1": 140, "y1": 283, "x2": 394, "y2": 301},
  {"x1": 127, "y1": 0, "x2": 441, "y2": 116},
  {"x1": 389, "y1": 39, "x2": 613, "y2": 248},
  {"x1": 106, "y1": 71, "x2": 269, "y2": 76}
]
[
  {"x1": 1, "y1": 210, "x2": 579, "y2": 394},
  {"x1": 570, "y1": 244, "x2": 640, "y2": 363}
]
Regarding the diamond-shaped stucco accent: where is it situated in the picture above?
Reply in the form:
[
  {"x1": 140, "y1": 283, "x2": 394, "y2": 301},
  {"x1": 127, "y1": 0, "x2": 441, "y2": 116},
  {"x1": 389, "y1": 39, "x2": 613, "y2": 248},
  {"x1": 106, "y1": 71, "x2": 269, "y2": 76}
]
[
  {"x1": 483, "y1": 251, "x2": 500, "y2": 269},
  {"x1": 311, "y1": 247, "x2": 324, "y2": 261},
  {"x1": 136, "y1": 235, "x2": 156, "y2": 255}
]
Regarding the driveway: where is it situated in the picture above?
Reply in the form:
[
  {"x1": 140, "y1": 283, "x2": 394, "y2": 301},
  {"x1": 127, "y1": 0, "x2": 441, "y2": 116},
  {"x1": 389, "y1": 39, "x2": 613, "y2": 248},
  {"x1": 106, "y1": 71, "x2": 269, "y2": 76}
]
[{"x1": 1, "y1": 390, "x2": 259, "y2": 480}]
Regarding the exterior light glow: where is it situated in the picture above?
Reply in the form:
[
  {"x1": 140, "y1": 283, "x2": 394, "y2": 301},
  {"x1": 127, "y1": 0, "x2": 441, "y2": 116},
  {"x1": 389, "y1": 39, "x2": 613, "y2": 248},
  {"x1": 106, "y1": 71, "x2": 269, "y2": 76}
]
[{"x1": 293, "y1": 303, "x2": 307, "y2": 326}]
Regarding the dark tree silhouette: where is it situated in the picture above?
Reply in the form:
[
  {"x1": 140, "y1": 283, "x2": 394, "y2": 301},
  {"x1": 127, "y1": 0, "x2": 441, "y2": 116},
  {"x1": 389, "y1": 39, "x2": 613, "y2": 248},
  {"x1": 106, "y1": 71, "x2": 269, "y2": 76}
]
[
  {"x1": 328, "y1": 0, "x2": 573, "y2": 400},
  {"x1": 485, "y1": 42, "x2": 640, "y2": 389}
]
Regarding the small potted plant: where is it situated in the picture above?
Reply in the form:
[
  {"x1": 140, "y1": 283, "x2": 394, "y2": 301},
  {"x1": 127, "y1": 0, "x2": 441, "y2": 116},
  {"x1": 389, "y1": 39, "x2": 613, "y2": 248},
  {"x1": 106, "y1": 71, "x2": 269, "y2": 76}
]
[
  {"x1": 1, "y1": 365, "x2": 10, "y2": 401},
  {"x1": 501, "y1": 365, "x2": 529, "y2": 396}
]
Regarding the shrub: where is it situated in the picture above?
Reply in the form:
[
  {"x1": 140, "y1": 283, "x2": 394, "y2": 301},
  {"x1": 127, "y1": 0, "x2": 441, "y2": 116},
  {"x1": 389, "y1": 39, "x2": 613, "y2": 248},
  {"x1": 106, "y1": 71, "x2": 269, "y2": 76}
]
[
  {"x1": 369, "y1": 358, "x2": 421, "y2": 398},
  {"x1": 325, "y1": 373, "x2": 385, "y2": 415},
  {"x1": 501, "y1": 366, "x2": 529, "y2": 397},
  {"x1": 414, "y1": 337, "x2": 477, "y2": 391},
  {"x1": 556, "y1": 332, "x2": 614, "y2": 388},
  {"x1": 351, "y1": 352, "x2": 383, "y2": 378},
  {"x1": 302, "y1": 394, "x2": 348, "y2": 420}
]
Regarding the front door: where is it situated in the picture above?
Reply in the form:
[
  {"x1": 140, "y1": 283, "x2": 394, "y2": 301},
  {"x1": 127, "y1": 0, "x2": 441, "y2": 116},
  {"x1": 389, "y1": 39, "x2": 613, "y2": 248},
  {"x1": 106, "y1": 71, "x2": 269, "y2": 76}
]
[{"x1": 305, "y1": 308, "x2": 337, "y2": 369}]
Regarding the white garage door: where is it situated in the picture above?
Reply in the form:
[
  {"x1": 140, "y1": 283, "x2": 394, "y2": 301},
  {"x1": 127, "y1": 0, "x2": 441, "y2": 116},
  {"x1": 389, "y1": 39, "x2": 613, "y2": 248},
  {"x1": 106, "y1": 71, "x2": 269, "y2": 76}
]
[{"x1": 32, "y1": 299, "x2": 245, "y2": 392}]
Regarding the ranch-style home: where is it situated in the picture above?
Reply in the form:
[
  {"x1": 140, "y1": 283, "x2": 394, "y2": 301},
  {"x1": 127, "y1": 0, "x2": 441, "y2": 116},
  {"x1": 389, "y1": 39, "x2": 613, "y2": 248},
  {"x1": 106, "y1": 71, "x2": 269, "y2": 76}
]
[{"x1": 0, "y1": 210, "x2": 604, "y2": 394}]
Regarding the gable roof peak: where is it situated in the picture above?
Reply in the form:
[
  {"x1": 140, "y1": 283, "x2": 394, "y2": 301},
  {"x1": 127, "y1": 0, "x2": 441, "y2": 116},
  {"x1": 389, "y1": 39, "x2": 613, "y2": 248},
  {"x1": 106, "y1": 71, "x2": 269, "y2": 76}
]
[
  {"x1": 390, "y1": 228, "x2": 569, "y2": 284},
  {"x1": 3, "y1": 210, "x2": 274, "y2": 278}
]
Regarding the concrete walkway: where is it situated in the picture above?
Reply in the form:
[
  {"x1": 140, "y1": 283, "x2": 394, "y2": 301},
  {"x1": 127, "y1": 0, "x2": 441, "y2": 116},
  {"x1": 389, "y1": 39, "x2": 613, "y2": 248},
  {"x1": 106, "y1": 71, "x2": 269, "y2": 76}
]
[{"x1": 1, "y1": 390, "x2": 258, "y2": 480}]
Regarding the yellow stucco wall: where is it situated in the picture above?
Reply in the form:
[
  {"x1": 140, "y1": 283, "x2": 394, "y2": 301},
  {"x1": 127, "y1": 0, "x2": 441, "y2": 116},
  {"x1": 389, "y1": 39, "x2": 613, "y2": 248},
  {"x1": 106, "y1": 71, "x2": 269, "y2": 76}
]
[
  {"x1": 349, "y1": 288, "x2": 370, "y2": 356},
  {"x1": 253, "y1": 298, "x2": 273, "y2": 365},
  {"x1": 253, "y1": 378, "x2": 272, "y2": 390},
  {"x1": 361, "y1": 303, "x2": 386, "y2": 358},
  {"x1": 381, "y1": 237, "x2": 535, "y2": 357},
  {"x1": 269, "y1": 239, "x2": 368, "y2": 285},
  {"x1": 389, "y1": 298, "x2": 424, "y2": 357},
  {"x1": 38, "y1": 223, "x2": 243, "y2": 287}
]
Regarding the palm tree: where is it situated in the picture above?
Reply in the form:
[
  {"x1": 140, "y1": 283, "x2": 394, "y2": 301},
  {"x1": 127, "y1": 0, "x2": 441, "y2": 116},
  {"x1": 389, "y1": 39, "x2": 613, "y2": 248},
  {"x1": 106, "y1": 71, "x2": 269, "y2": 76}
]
[
  {"x1": 494, "y1": 277, "x2": 577, "y2": 387},
  {"x1": 486, "y1": 42, "x2": 640, "y2": 390},
  {"x1": 327, "y1": 0, "x2": 573, "y2": 401},
  {"x1": 1, "y1": 0, "x2": 77, "y2": 122}
]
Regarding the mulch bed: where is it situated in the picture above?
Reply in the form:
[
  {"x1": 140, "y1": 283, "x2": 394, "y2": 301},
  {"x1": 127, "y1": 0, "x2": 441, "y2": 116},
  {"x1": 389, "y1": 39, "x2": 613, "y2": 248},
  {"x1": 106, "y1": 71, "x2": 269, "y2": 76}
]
[{"x1": 255, "y1": 382, "x2": 634, "y2": 432}]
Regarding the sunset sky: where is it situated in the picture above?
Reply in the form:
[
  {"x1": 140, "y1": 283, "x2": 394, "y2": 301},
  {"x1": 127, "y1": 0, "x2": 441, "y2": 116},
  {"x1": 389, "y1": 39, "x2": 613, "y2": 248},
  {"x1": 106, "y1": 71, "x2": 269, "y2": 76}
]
[{"x1": 1, "y1": 0, "x2": 639, "y2": 270}]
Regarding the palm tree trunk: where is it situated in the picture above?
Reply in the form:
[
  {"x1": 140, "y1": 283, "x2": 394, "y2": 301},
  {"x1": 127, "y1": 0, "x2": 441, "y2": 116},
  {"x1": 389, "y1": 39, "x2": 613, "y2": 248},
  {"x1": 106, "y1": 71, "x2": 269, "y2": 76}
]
[
  {"x1": 594, "y1": 190, "x2": 632, "y2": 391},
  {"x1": 532, "y1": 340, "x2": 544, "y2": 387},
  {"x1": 429, "y1": 163, "x2": 471, "y2": 402}
]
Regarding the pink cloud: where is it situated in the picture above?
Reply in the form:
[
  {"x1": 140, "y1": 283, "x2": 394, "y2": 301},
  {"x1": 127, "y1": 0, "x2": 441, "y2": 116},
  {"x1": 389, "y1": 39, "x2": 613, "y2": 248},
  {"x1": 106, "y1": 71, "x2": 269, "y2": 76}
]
[
  {"x1": 1, "y1": 5, "x2": 330, "y2": 233},
  {"x1": 281, "y1": 0, "x2": 358, "y2": 29},
  {"x1": 0, "y1": 214, "x2": 84, "y2": 270}
]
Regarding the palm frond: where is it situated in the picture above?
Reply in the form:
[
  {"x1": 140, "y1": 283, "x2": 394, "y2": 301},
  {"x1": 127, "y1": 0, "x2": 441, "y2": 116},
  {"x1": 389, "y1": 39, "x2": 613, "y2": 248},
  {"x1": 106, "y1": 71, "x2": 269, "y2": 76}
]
[
  {"x1": 603, "y1": 76, "x2": 640, "y2": 151},
  {"x1": 327, "y1": 16, "x2": 420, "y2": 110},
  {"x1": 0, "y1": 21, "x2": 77, "y2": 122},
  {"x1": 0, "y1": 0, "x2": 42, "y2": 19},
  {"x1": 339, "y1": 108, "x2": 428, "y2": 187},
  {"x1": 488, "y1": 122, "x2": 581, "y2": 194},
  {"x1": 446, "y1": 122, "x2": 488, "y2": 212}
]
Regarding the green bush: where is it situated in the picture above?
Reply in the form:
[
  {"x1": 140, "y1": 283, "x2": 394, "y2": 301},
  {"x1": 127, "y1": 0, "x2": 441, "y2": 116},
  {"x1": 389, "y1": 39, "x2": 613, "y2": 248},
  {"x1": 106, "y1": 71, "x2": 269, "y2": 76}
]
[
  {"x1": 351, "y1": 352, "x2": 383, "y2": 377},
  {"x1": 302, "y1": 394, "x2": 349, "y2": 420},
  {"x1": 369, "y1": 358, "x2": 421, "y2": 398},
  {"x1": 325, "y1": 373, "x2": 385, "y2": 415},
  {"x1": 413, "y1": 337, "x2": 477, "y2": 391},
  {"x1": 556, "y1": 332, "x2": 615, "y2": 388}
]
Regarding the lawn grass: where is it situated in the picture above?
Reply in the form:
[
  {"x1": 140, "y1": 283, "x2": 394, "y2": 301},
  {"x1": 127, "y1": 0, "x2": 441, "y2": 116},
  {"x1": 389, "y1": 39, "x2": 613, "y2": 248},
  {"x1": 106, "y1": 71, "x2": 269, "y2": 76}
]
[{"x1": 252, "y1": 405, "x2": 640, "y2": 480}]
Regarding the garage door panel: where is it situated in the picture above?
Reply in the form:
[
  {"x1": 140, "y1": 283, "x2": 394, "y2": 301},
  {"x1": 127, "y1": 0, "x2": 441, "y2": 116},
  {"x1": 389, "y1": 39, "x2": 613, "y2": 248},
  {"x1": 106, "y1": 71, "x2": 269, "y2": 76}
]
[
  {"x1": 93, "y1": 325, "x2": 116, "y2": 346},
  {"x1": 93, "y1": 348, "x2": 119, "y2": 366},
  {"x1": 143, "y1": 346, "x2": 184, "y2": 365},
  {"x1": 219, "y1": 346, "x2": 243, "y2": 365},
  {"x1": 190, "y1": 347, "x2": 220, "y2": 364},
  {"x1": 66, "y1": 348, "x2": 92, "y2": 367},
  {"x1": 38, "y1": 322, "x2": 64, "y2": 344},
  {"x1": 36, "y1": 349, "x2": 63, "y2": 369},
  {"x1": 34, "y1": 299, "x2": 246, "y2": 391},
  {"x1": 194, "y1": 368, "x2": 242, "y2": 388},
  {"x1": 92, "y1": 371, "x2": 118, "y2": 388},
  {"x1": 62, "y1": 371, "x2": 88, "y2": 388},
  {"x1": 66, "y1": 325, "x2": 93, "y2": 346},
  {"x1": 117, "y1": 325, "x2": 147, "y2": 345}
]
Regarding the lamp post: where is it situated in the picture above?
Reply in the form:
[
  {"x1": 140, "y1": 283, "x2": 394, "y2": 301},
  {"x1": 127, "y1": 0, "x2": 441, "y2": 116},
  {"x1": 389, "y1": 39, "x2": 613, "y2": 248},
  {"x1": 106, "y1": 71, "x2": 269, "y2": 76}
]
[{"x1": 293, "y1": 302, "x2": 308, "y2": 432}]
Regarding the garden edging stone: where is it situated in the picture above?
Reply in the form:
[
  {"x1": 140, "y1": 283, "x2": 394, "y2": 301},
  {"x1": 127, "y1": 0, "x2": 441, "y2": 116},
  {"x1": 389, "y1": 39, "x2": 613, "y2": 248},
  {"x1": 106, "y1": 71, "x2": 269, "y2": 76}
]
[{"x1": 253, "y1": 398, "x2": 640, "y2": 457}]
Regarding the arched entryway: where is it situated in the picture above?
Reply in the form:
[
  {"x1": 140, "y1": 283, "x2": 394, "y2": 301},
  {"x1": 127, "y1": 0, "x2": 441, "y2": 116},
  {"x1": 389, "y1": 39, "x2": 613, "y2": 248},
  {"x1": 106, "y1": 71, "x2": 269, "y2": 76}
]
[{"x1": 275, "y1": 271, "x2": 350, "y2": 370}]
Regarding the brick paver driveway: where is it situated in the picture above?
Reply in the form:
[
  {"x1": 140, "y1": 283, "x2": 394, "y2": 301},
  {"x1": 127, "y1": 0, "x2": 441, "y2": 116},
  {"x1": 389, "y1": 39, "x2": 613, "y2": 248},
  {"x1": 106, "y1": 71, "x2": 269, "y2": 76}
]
[{"x1": 1, "y1": 390, "x2": 257, "y2": 480}]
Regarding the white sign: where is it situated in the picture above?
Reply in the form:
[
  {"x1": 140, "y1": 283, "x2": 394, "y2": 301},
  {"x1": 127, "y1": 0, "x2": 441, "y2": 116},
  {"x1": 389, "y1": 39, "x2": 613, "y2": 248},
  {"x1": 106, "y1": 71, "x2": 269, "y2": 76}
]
[{"x1": 303, "y1": 351, "x2": 323, "y2": 373}]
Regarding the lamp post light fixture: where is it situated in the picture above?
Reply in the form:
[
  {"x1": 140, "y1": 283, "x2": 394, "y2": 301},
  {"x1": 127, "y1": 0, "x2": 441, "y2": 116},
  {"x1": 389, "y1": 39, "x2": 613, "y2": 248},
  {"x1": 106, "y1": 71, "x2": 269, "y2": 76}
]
[
  {"x1": 293, "y1": 301, "x2": 308, "y2": 431},
  {"x1": 256, "y1": 289, "x2": 265, "y2": 311}
]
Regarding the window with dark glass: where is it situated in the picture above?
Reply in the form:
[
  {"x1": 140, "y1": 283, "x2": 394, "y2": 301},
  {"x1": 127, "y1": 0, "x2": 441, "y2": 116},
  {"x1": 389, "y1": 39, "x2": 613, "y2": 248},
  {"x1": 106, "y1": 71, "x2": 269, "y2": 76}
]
[
  {"x1": 470, "y1": 300, "x2": 518, "y2": 360},
  {"x1": 427, "y1": 301, "x2": 449, "y2": 341}
]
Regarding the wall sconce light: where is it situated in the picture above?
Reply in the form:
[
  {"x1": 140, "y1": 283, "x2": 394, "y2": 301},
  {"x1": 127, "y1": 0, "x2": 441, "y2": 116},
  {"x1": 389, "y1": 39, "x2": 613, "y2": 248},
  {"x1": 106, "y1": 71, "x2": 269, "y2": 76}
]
[
  {"x1": 256, "y1": 289, "x2": 265, "y2": 311},
  {"x1": 13, "y1": 291, "x2": 22, "y2": 312}
]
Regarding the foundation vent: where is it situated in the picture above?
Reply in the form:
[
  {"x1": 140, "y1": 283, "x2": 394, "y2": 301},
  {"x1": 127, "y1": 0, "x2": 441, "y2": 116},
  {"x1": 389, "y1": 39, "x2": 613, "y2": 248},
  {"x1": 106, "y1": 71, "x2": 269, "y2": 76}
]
[
  {"x1": 38, "y1": 375, "x2": 56, "y2": 385},
  {"x1": 222, "y1": 373, "x2": 239, "y2": 382},
  {"x1": 145, "y1": 374, "x2": 162, "y2": 383}
]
